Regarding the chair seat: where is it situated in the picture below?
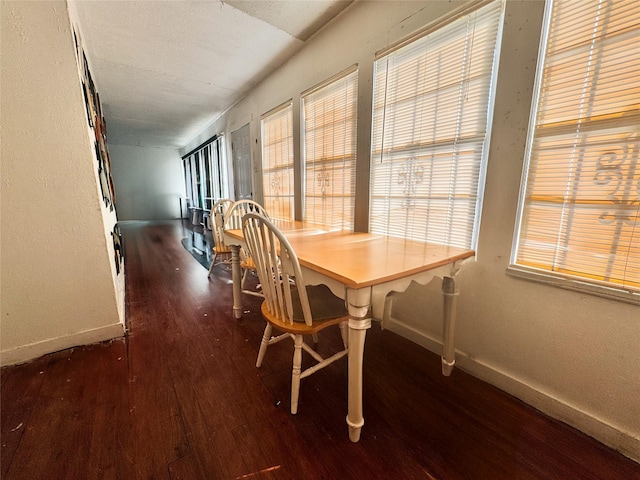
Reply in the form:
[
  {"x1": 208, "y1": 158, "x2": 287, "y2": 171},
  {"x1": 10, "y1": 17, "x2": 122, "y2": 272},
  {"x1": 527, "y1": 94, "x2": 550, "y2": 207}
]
[
  {"x1": 214, "y1": 245, "x2": 232, "y2": 254},
  {"x1": 240, "y1": 256, "x2": 255, "y2": 269},
  {"x1": 291, "y1": 284, "x2": 347, "y2": 321},
  {"x1": 262, "y1": 284, "x2": 348, "y2": 334},
  {"x1": 261, "y1": 301, "x2": 348, "y2": 335}
]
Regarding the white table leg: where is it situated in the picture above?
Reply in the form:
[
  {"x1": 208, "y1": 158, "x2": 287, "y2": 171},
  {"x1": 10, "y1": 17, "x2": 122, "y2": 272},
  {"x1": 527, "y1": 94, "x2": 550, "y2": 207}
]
[
  {"x1": 345, "y1": 287, "x2": 371, "y2": 442},
  {"x1": 441, "y1": 276, "x2": 459, "y2": 376},
  {"x1": 230, "y1": 245, "x2": 243, "y2": 319}
]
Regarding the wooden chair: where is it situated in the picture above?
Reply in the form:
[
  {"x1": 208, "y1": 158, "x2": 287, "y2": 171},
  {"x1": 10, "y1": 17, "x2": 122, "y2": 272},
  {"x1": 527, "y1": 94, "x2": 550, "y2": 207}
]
[
  {"x1": 225, "y1": 200, "x2": 269, "y2": 297},
  {"x1": 207, "y1": 198, "x2": 234, "y2": 277},
  {"x1": 242, "y1": 213, "x2": 349, "y2": 414},
  {"x1": 224, "y1": 199, "x2": 269, "y2": 230}
]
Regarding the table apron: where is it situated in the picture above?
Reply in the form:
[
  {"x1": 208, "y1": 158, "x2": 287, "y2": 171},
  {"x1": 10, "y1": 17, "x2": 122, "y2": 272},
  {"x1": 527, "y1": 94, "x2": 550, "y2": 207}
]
[{"x1": 302, "y1": 261, "x2": 463, "y2": 320}]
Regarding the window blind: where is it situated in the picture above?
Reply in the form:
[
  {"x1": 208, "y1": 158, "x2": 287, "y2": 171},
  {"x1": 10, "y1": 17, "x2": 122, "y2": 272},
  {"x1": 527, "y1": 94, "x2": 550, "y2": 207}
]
[
  {"x1": 261, "y1": 102, "x2": 295, "y2": 221},
  {"x1": 513, "y1": 0, "x2": 639, "y2": 292},
  {"x1": 302, "y1": 67, "x2": 358, "y2": 229},
  {"x1": 370, "y1": 0, "x2": 504, "y2": 248}
]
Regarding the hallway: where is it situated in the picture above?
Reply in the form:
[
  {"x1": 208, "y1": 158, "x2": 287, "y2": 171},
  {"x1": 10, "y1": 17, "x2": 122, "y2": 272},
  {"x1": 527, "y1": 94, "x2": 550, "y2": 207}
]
[{"x1": 2, "y1": 220, "x2": 638, "y2": 479}]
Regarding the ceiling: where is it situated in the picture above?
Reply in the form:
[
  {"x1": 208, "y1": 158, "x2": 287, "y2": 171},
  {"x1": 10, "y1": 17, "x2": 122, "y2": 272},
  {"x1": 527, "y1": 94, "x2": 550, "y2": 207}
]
[{"x1": 72, "y1": 0, "x2": 354, "y2": 150}]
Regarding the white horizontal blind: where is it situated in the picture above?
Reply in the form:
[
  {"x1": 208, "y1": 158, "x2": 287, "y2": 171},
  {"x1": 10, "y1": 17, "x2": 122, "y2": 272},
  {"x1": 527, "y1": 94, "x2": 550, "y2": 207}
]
[
  {"x1": 302, "y1": 68, "x2": 358, "y2": 229},
  {"x1": 261, "y1": 102, "x2": 295, "y2": 221},
  {"x1": 513, "y1": 0, "x2": 640, "y2": 291},
  {"x1": 370, "y1": 0, "x2": 503, "y2": 248}
]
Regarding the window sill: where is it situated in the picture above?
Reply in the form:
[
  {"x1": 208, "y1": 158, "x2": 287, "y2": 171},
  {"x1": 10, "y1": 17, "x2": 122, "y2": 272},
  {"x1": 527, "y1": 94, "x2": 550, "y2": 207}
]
[{"x1": 506, "y1": 265, "x2": 640, "y2": 306}]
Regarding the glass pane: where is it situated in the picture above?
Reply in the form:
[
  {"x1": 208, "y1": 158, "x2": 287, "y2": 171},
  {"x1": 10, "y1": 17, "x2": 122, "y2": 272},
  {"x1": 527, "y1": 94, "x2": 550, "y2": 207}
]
[
  {"x1": 514, "y1": 0, "x2": 640, "y2": 291},
  {"x1": 370, "y1": 0, "x2": 503, "y2": 247},
  {"x1": 302, "y1": 69, "x2": 358, "y2": 229}
]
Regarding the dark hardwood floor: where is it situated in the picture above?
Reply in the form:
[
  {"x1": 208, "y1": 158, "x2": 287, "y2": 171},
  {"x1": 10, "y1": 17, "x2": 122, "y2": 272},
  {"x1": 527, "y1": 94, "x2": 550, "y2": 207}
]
[{"x1": 2, "y1": 220, "x2": 638, "y2": 480}]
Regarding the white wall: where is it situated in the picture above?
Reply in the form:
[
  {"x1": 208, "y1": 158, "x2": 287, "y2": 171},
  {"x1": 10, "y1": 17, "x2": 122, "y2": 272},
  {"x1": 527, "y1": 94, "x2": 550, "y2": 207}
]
[
  {"x1": 1, "y1": 1, "x2": 124, "y2": 366},
  {"x1": 108, "y1": 144, "x2": 183, "y2": 221},
  {"x1": 387, "y1": 1, "x2": 639, "y2": 461},
  {"x1": 181, "y1": 0, "x2": 639, "y2": 460}
]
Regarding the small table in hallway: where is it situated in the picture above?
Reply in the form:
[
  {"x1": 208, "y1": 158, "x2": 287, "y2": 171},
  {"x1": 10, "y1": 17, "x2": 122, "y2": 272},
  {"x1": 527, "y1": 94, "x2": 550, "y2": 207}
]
[{"x1": 224, "y1": 222, "x2": 475, "y2": 442}]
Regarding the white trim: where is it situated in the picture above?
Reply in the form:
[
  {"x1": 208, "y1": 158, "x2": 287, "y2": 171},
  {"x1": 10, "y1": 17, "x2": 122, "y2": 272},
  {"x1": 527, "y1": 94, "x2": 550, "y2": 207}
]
[
  {"x1": 374, "y1": 0, "x2": 494, "y2": 59},
  {"x1": 383, "y1": 314, "x2": 640, "y2": 463},
  {"x1": 507, "y1": 264, "x2": 640, "y2": 306},
  {"x1": 471, "y1": 0, "x2": 505, "y2": 251},
  {"x1": 0, "y1": 323, "x2": 125, "y2": 367},
  {"x1": 509, "y1": 0, "x2": 639, "y2": 289},
  {"x1": 260, "y1": 99, "x2": 293, "y2": 121},
  {"x1": 510, "y1": 0, "x2": 554, "y2": 265},
  {"x1": 300, "y1": 64, "x2": 358, "y2": 98}
]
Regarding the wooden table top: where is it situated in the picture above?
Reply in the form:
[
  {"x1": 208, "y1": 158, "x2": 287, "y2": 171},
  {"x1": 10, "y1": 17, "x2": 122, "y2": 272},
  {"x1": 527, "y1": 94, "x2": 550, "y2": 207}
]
[{"x1": 226, "y1": 221, "x2": 475, "y2": 289}]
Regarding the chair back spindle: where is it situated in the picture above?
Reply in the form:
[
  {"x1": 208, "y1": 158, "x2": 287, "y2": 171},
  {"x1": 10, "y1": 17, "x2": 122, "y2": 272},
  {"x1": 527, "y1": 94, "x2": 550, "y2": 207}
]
[
  {"x1": 225, "y1": 199, "x2": 269, "y2": 231},
  {"x1": 207, "y1": 198, "x2": 234, "y2": 277},
  {"x1": 225, "y1": 200, "x2": 269, "y2": 297},
  {"x1": 242, "y1": 213, "x2": 313, "y2": 326},
  {"x1": 211, "y1": 198, "x2": 234, "y2": 251}
]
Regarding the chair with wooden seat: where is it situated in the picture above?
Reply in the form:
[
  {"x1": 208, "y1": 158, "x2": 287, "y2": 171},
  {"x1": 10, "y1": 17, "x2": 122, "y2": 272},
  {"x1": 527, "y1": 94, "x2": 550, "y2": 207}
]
[
  {"x1": 242, "y1": 213, "x2": 349, "y2": 414},
  {"x1": 207, "y1": 198, "x2": 234, "y2": 277},
  {"x1": 225, "y1": 200, "x2": 269, "y2": 297}
]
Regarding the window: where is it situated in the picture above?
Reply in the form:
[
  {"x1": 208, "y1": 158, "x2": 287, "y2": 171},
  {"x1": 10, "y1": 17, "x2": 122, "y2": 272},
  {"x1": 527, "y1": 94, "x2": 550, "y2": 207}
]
[
  {"x1": 511, "y1": 0, "x2": 639, "y2": 299},
  {"x1": 181, "y1": 135, "x2": 229, "y2": 211},
  {"x1": 208, "y1": 136, "x2": 229, "y2": 204},
  {"x1": 370, "y1": 0, "x2": 504, "y2": 248},
  {"x1": 182, "y1": 157, "x2": 194, "y2": 207},
  {"x1": 261, "y1": 102, "x2": 295, "y2": 221},
  {"x1": 302, "y1": 66, "x2": 358, "y2": 229}
]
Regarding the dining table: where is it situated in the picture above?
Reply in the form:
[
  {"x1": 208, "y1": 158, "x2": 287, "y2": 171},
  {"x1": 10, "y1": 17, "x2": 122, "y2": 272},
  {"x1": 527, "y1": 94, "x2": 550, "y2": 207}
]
[{"x1": 223, "y1": 220, "x2": 475, "y2": 442}]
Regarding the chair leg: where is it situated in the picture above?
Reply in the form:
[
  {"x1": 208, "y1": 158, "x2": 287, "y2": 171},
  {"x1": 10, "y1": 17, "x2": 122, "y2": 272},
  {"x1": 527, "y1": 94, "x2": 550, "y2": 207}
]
[
  {"x1": 290, "y1": 334, "x2": 304, "y2": 415},
  {"x1": 339, "y1": 321, "x2": 349, "y2": 349},
  {"x1": 207, "y1": 252, "x2": 218, "y2": 278},
  {"x1": 241, "y1": 267, "x2": 264, "y2": 297},
  {"x1": 256, "y1": 323, "x2": 272, "y2": 368},
  {"x1": 241, "y1": 266, "x2": 248, "y2": 289}
]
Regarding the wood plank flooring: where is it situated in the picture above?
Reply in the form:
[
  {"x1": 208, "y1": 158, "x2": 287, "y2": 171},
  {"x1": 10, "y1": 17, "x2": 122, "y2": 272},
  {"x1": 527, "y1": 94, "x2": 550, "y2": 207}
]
[{"x1": 2, "y1": 220, "x2": 639, "y2": 479}]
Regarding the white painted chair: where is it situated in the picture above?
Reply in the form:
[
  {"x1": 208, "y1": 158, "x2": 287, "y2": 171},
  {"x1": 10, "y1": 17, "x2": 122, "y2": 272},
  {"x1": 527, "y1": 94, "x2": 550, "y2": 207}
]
[
  {"x1": 242, "y1": 213, "x2": 349, "y2": 414},
  {"x1": 207, "y1": 198, "x2": 234, "y2": 277},
  {"x1": 224, "y1": 199, "x2": 269, "y2": 230},
  {"x1": 225, "y1": 200, "x2": 269, "y2": 297}
]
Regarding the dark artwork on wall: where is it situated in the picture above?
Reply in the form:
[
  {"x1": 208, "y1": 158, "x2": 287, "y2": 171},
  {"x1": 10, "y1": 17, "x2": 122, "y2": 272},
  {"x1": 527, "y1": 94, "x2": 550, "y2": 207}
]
[
  {"x1": 81, "y1": 82, "x2": 93, "y2": 127},
  {"x1": 111, "y1": 224, "x2": 124, "y2": 275},
  {"x1": 82, "y1": 53, "x2": 97, "y2": 127},
  {"x1": 95, "y1": 141, "x2": 113, "y2": 209},
  {"x1": 73, "y1": 26, "x2": 117, "y2": 212}
]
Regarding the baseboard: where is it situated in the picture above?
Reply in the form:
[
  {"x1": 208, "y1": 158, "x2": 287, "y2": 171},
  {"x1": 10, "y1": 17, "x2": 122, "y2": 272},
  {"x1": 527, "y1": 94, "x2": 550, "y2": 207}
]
[
  {"x1": 383, "y1": 316, "x2": 640, "y2": 463},
  {"x1": 0, "y1": 322, "x2": 125, "y2": 367}
]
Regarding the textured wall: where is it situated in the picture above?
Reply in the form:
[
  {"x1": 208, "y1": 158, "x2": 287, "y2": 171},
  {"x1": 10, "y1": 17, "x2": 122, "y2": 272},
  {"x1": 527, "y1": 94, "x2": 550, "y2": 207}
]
[{"x1": 1, "y1": 1, "x2": 124, "y2": 365}]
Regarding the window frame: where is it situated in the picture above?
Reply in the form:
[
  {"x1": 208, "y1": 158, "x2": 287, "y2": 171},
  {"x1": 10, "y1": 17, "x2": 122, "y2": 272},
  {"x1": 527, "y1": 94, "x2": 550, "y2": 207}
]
[
  {"x1": 181, "y1": 135, "x2": 229, "y2": 212},
  {"x1": 508, "y1": 0, "x2": 640, "y2": 305},
  {"x1": 260, "y1": 100, "x2": 295, "y2": 221},
  {"x1": 301, "y1": 65, "x2": 359, "y2": 230},
  {"x1": 368, "y1": 0, "x2": 505, "y2": 249}
]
